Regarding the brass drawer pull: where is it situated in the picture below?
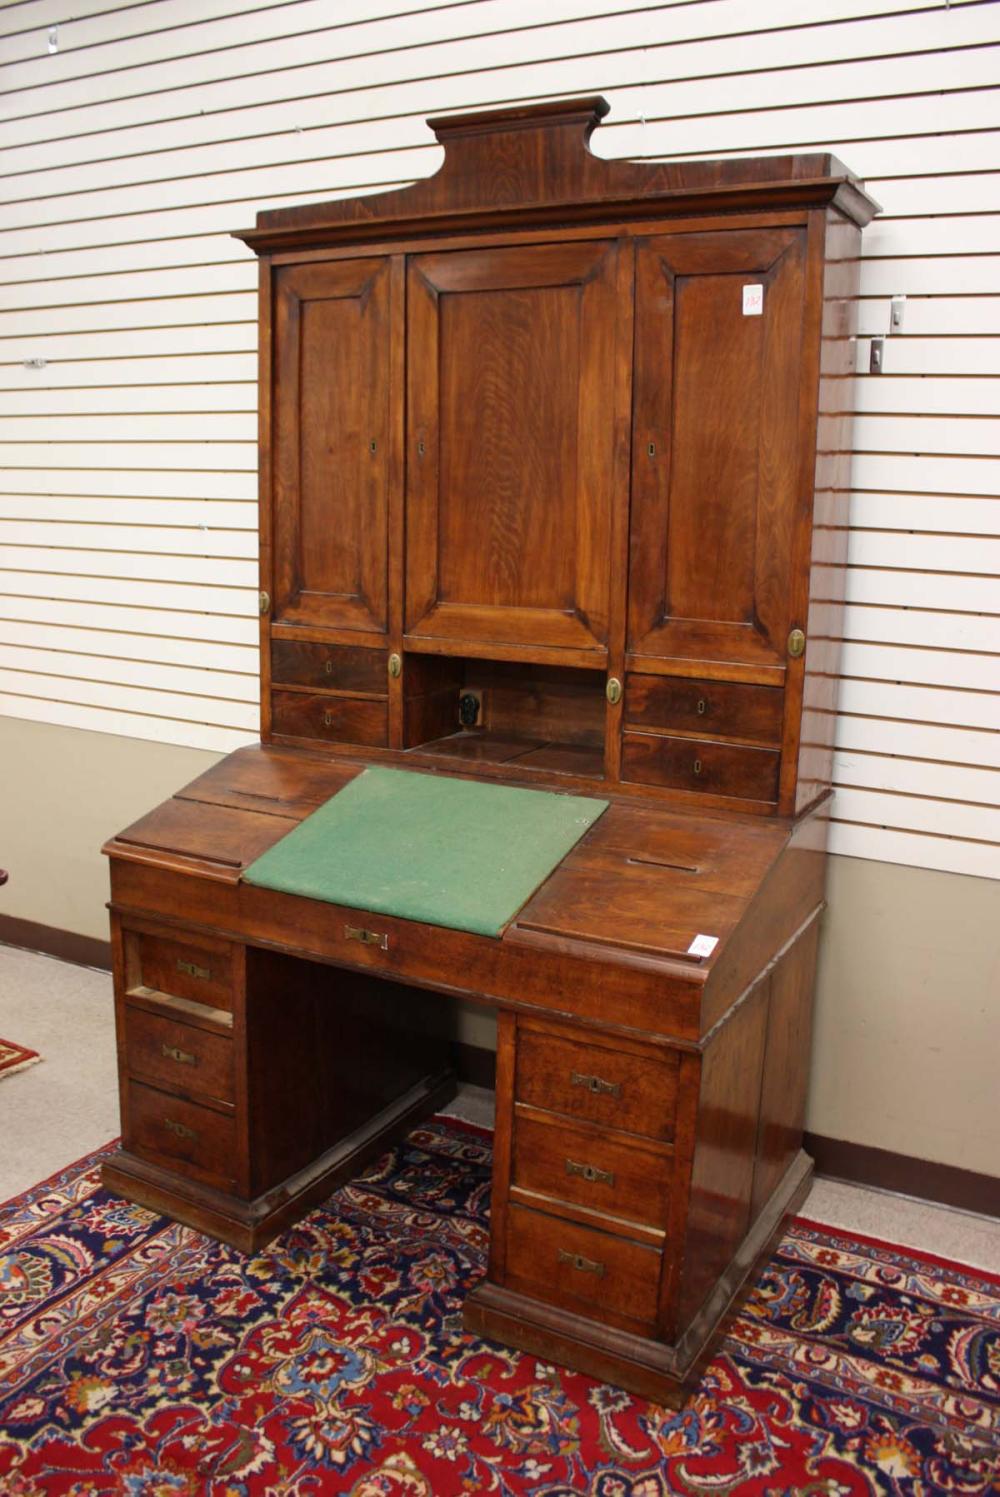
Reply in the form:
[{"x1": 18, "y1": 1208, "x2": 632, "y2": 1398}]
[
  {"x1": 345, "y1": 924, "x2": 389, "y2": 951},
  {"x1": 566, "y1": 1157, "x2": 614, "y2": 1187},
  {"x1": 161, "y1": 1043, "x2": 196, "y2": 1067},
  {"x1": 176, "y1": 958, "x2": 211, "y2": 981},
  {"x1": 558, "y1": 1248, "x2": 605, "y2": 1277},
  {"x1": 163, "y1": 1118, "x2": 197, "y2": 1143},
  {"x1": 570, "y1": 1070, "x2": 621, "y2": 1099}
]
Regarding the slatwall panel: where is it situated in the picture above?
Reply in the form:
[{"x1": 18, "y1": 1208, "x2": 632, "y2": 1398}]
[{"x1": 1, "y1": 0, "x2": 997, "y2": 874}]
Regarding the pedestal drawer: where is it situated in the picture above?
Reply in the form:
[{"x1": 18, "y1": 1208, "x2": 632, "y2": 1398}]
[
  {"x1": 271, "y1": 640, "x2": 385, "y2": 693},
  {"x1": 133, "y1": 930, "x2": 234, "y2": 1013},
  {"x1": 512, "y1": 1106, "x2": 671, "y2": 1229},
  {"x1": 505, "y1": 1204, "x2": 661, "y2": 1331},
  {"x1": 124, "y1": 1005, "x2": 234, "y2": 1106},
  {"x1": 516, "y1": 1024, "x2": 678, "y2": 1141},
  {"x1": 126, "y1": 1080, "x2": 237, "y2": 1192}
]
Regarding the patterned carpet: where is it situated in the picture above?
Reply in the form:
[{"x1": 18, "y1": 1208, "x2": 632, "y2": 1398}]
[
  {"x1": 0, "y1": 1038, "x2": 40, "y2": 1081},
  {"x1": 0, "y1": 1118, "x2": 997, "y2": 1495}
]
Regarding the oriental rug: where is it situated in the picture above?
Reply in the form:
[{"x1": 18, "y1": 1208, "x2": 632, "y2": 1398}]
[
  {"x1": 0, "y1": 1120, "x2": 997, "y2": 1496},
  {"x1": 0, "y1": 1037, "x2": 40, "y2": 1081}
]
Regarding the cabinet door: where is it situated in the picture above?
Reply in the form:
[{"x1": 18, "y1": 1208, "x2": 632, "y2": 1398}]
[
  {"x1": 272, "y1": 258, "x2": 392, "y2": 633},
  {"x1": 405, "y1": 241, "x2": 622, "y2": 658},
  {"x1": 628, "y1": 228, "x2": 806, "y2": 668}
]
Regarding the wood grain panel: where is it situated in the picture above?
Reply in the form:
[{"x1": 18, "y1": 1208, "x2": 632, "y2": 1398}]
[
  {"x1": 272, "y1": 257, "x2": 392, "y2": 633},
  {"x1": 405, "y1": 240, "x2": 621, "y2": 656},
  {"x1": 628, "y1": 228, "x2": 806, "y2": 669}
]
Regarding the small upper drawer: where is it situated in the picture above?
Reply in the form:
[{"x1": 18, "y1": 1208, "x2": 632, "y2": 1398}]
[
  {"x1": 271, "y1": 690, "x2": 388, "y2": 748},
  {"x1": 625, "y1": 673, "x2": 783, "y2": 746},
  {"x1": 512, "y1": 1106, "x2": 671, "y2": 1230},
  {"x1": 126, "y1": 1079, "x2": 238, "y2": 1192},
  {"x1": 271, "y1": 641, "x2": 386, "y2": 694},
  {"x1": 132, "y1": 930, "x2": 234, "y2": 1012},
  {"x1": 123, "y1": 1004, "x2": 234, "y2": 1106},
  {"x1": 623, "y1": 732, "x2": 780, "y2": 803},
  {"x1": 516, "y1": 1023, "x2": 678, "y2": 1141}
]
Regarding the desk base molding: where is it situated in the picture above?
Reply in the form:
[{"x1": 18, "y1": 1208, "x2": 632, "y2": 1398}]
[{"x1": 102, "y1": 1068, "x2": 456, "y2": 1253}]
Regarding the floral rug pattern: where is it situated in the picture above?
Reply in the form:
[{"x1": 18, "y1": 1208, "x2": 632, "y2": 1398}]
[{"x1": 0, "y1": 1119, "x2": 997, "y2": 1494}]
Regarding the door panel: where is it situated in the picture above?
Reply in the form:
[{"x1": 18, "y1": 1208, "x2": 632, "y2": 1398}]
[
  {"x1": 406, "y1": 241, "x2": 622, "y2": 656},
  {"x1": 628, "y1": 229, "x2": 806, "y2": 667},
  {"x1": 272, "y1": 257, "x2": 391, "y2": 633}
]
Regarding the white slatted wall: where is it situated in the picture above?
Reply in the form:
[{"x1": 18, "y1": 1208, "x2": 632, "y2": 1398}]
[{"x1": 1, "y1": 0, "x2": 997, "y2": 878}]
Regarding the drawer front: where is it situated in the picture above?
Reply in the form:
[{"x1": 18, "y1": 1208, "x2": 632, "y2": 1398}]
[
  {"x1": 512, "y1": 1108, "x2": 671, "y2": 1229},
  {"x1": 126, "y1": 1080, "x2": 237, "y2": 1191},
  {"x1": 516, "y1": 1026, "x2": 677, "y2": 1141},
  {"x1": 623, "y1": 732, "x2": 780, "y2": 802},
  {"x1": 271, "y1": 640, "x2": 386, "y2": 694},
  {"x1": 506, "y1": 1204, "x2": 661, "y2": 1330},
  {"x1": 625, "y1": 673, "x2": 783, "y2": 745},
  {"x1": 134, "y1": 931, "x2": 233, "y2": 1012},
  {"x1": 124, "y1": 1005, "x2": 234, "y2": 1105},
  {"x1": 271, "y1": 690, "x2": 388, "y2": 747}
]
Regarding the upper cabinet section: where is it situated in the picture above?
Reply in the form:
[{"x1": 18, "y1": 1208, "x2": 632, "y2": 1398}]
[
  {"x1": 628, "y1": 228, "x2": 807, "y2": 671},
  {"x1": 405, "y1": 241, "x2": 623, "y2": 658},
  {"x1": 271, "y1": 257, "x2": 392, "y2": 635}
]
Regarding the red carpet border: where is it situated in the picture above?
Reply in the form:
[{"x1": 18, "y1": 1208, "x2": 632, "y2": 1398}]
[{"x1": 0, "y1": 1118, "x2": 997, "y2": 1494}]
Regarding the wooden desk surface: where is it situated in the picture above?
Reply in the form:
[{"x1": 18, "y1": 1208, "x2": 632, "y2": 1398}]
[{"x1": 106, "y1": 744, "x2": 826, "y2": 1044}]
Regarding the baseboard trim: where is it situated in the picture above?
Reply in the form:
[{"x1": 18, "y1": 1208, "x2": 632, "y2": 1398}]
[
  {"x1": 804, "y1": 1131, "x2": 998, "y2": 1221},
  {"x1": 2, "y1": 927, "x2": 994, "y2": 1221},
  {"x1": 0, "y1": 915, "x2": 112, "y2": 972}
]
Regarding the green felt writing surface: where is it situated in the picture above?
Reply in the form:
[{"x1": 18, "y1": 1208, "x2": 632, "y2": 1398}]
[{"x1": 242, "y1": 766, "x2": 607, "y2": 938}]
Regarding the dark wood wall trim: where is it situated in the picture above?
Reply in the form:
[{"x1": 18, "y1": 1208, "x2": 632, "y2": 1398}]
[
  {"x1": 804, "y1": 1131, "x2": 999, "y2": 1222},
  {"x1": 0, "y1": 926, "x2": 993, "y2": 1222},
  {"x1": 0, "y1": 916, "x2": 112, "y2": 973}
]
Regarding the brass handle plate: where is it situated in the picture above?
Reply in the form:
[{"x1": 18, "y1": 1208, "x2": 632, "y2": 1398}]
[
  {"x1": 558, "y1": 1249, "x2": 605, "y2": 1277},
  {"x1": 161, "y1": 1043, "x2": 196, "y2": 1066},
  {"x1": 258, "y1": 590, "x2": 270, "y2": 616},
  {"x1": 176, "y1": 959, "x2": 211, "y2": 982},
  {"x1": 388, "y1": 653, "x2": 402, "y2": 679},
  {"x1": 570, "y1": 1070, "x2": 621, "y2": 1099},
  {"x1": 566, "y1": 1157, "x2": 614, "y2": 1187},
  {"x1": 163, "y1": 1118, "x2": 197, "y2": 1142},
  {"x1": 606, "y1": 677, "x2": 622, "y2": 706},
  {"x1": 345, "y1": 924, "x2": 389, "y2": 951},
  {"x1": 787, "y1": 627, "x2": 806, "y2": 658}
]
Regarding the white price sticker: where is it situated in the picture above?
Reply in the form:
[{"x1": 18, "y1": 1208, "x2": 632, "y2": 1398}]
[
  {"x1": 687, "y1": 933, "x2": 719, "y2": 959},
  {"x1": 742, "y1": 283, "x2": 764, "y2": 316}
]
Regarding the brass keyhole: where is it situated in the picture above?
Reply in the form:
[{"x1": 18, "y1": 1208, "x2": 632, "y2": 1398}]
[
  {"x1": 647, "y1": 441, "x2": 656, "y2": 458},
  {"x1": 323, "y1": 711, "x2": 332, "y2": 727},
  {"x1": 324, "y1": 660, "x2": 333, "y2": 675},
  {"x1": 369, "y1": 439, "x2": 377, "y2": 453},
  {"x1": 693, "y1": 759, "x2": 703, "y2": 775},
  {"x1": 697, "y1": 698, "x2": 707, "y2": 715}
]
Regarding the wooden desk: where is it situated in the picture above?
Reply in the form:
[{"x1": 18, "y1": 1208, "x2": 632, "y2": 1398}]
[{"x1": 103, "y1": 742, "x2": 825, "y2": 1406}]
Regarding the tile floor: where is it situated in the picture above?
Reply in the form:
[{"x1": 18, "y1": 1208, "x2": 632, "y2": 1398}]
[{"x1": 2, "y1": 944, "x2": 998, "y2": 1273}]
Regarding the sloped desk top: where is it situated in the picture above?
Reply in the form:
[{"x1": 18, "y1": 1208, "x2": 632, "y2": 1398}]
[{"x1": 105, "y1": 744, "x2": 827, "y2": 1046}]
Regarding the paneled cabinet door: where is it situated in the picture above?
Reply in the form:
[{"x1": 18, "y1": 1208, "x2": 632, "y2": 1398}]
[
  {"x1": 628, "y1": 228, "x2": 807, "y2": 668},
  {"x1": 405, "y1": 241, "x2": 623, "y2": 657},
  {"x1": 271, "y1": 258, "x2": 392, "y2": 633}
]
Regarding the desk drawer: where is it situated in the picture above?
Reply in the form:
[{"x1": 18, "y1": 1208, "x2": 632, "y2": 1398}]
[
  {"x1": 133, "y1": 931, "x2": 234, "y2": 1013},
  {"x1": 124, "y1": 1005, "x2": 234, "y2": 1106},
  {"x1": 126, "y1": 1080, "x2": 237, "y2": 1191},
  {"x1": 512, "y1": 1107, "x2": 671, "y2": 1229},
  {"x1": 516, "y1": 1025, "x2": 678, "y2": 1141},
  {"x1": 505, "y1": 1204, "x2": 661, "y2": 1331},
  {"x1": 271, "y1": 690, "x2": 388, "y2": 747},
  {"x1": 625, "y1": 673, "x2": 783, "y2": 745},
  {"x1": 623, "y1": 732, "x2": 780, "y2": 803},
  {"x1": 271, "y1": 640, "x2": 385, "y2": 693}
]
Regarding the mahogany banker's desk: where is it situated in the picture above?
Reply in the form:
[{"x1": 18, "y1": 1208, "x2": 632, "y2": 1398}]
[{"x1": 102, "y1": 97, "x2": 877, "y2": 1406}]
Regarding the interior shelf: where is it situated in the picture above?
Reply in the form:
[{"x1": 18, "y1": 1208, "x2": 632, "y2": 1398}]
[{"x1": 414, "y1": 731, "x2": 604, "y2": 779}]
